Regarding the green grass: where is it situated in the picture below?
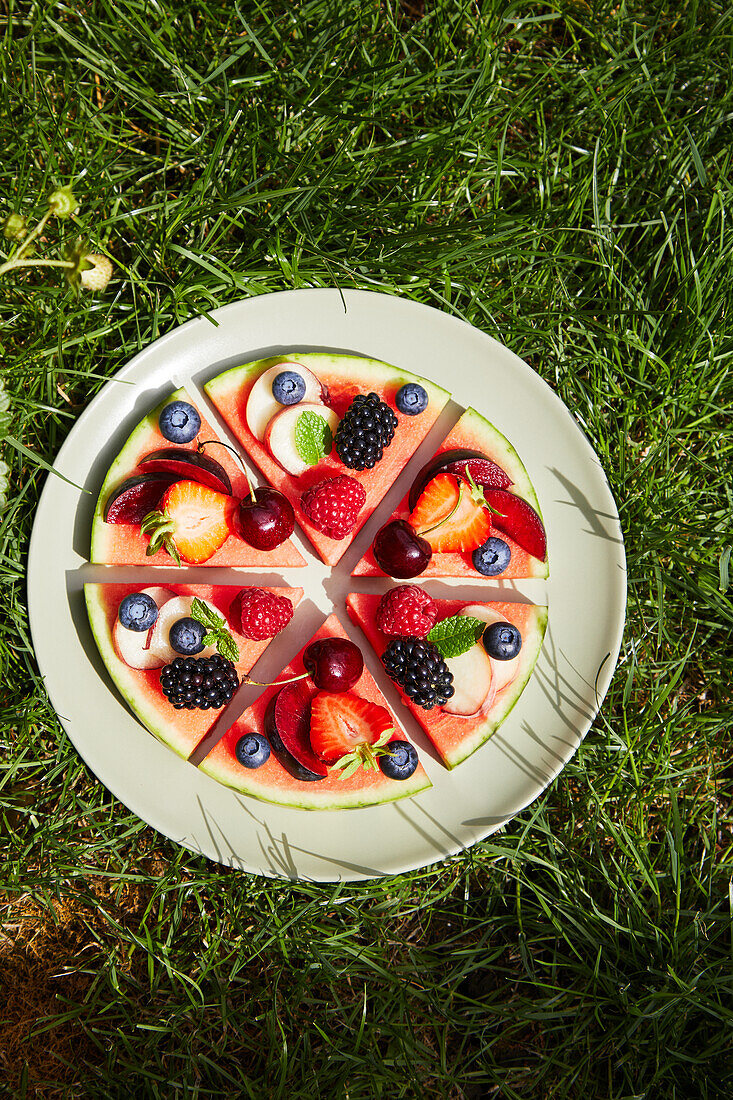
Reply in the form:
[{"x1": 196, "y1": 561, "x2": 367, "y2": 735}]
[{"x1": 2, "y1": 0, "x2": 732, "y2": 1096}]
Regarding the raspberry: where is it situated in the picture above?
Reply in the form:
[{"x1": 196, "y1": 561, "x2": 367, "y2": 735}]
[
  {"x1": 232, "y1": 588, "x2": 294, "y2": 640},
  {"x1": 301, "y1": 475, "x2": 366, "y2": 540},
  {"x1": 376, "y1": 585, "x2": 438, "y2": 638}
]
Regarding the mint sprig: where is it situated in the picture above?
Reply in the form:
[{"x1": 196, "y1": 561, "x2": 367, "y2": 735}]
[
  {"x1": 190, "y1": 597, "x2": 239, "y2": 663},
  {"x1": 294, "y1": 410, "x2": 333, "y2": 466},
  {"x1": 140, "y1": 509, "x2": 181, "y2": 566},
  {"x1": 427, "y1": 615, "x2": 485, "y2": 659},
  {"x1": 331, "y1": 728, "x2": 395, "y2": 781}
]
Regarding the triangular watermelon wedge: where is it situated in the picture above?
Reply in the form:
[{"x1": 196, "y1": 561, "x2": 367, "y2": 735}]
[
  {"x1": 91, "y1": 387, "x2": 305, "y2": 567},
  {"x1": 346, "y1": 593, "x2": 547, "y2": 769},
  {"x1": 85, "y1": 583, "x2": 304, "y2": 760},
  {"x1": 198, "y1": 614, "x2": 432, "y2": 810},
  {"x1": 352, "y1": 407, "x2": 549, "y2": 580},
  {"x1": 204, "y1": 353, "x2": 450, "y2": 566}
]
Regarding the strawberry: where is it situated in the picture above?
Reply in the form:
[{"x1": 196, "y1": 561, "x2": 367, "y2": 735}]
[
  {"x1": 300, "y1": 474, "x2": 366, "y2": 540},
  {"x1": 141, "y1": 480, "x2": 235, "y2": 564},
  {"x1": 376, "y1": 585, "x2": 438, "y2": 638},
  {"x1": 310, "y1": 692, "x2": 395, "y2": 777},
  {"x1": 230, "y1": 587, "x2": 293, "y2": 640},
  {"x1": 408, "y1": 472, "x2": 491, "y2": 553}
]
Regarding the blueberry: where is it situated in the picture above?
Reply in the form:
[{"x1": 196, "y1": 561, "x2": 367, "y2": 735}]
[
  {"x1": 379, "y1": 739, "x2": 418, "y2": 780},
  {"x1": 118, "y1": 592, "x2": 158, "y2": 632},
  {"x1": 235, "y1": 732, "x2": 271, "y2": 769},
  {"x1": 272, "y1": 370, "x2": 306, "y2": 405},
  {"x1": 395, "y1": 383, "x2": 428, "y2": 416},
  {"x1": 482, "y1": 622, "x2": 522, "y2": 661},
  {"x1": 159, "y1": 400, "x2": 201, "y2": 444},
  {"x1": 169, "y1": 617, "x2": 206, "y2": 655},
  {"x1": 472, "y1": 537, "x2": 511, "y2": 576}
]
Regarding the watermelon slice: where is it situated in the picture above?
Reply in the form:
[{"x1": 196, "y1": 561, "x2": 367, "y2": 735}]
[
  {"x1": 91, "y1": 387, "x2": 305, "y2": 568},
  {"x1": 346, "y1": 593, "x2": 548, "y2": 769},
  {"x1": 85, "y1": 583, "x2": 304, "y2": 759},
  {"x1": 353, "y1": 407, "x2": 548, "y2": 579},
  {"x1": 204, "y1": 353, "x2": 451, "y2": 566},
  {"x1": 198, "y1": 614, "x2": 432, "y2": 809}
]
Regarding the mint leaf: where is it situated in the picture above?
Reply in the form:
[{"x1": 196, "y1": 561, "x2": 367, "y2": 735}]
[
  {"x1": 190, "y1": 597, "x2": 223, "y2": 630},
  {"x1": 428, "y1": 615, "x2": 485, "y2": 659},
  {"x1": 190, "y1": 598, "x2": 239, "y2": 663},
  {"x1": 294, "y1": 410, "x2": 333, "y2": 466}
]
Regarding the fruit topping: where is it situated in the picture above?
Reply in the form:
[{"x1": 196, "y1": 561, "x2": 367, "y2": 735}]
[
  {"x1": 408, "y1": 448, "x2": 511, "y2": 510},
  {"x1": 237, "y1": 486, "x2": 295, "y2": 551},
  {"x1": 303, "y1": 637, "x2": 363, "y2": 692},
  {"x1": 310, "y1": 692, "x2": 395, "y2": 777},
  {"x1": 372, "y1": 519, "x2": 432, "y2": 578},
  {"x1": 169, "y1": 617, "x2": 206, "y2": 655},
  {"x1": 301, "y1": 474, "x2": 366, "y2": 540},
  {"x1": 334, "y1": 392, "x2": 398, "y2": 471},
  {"x1": 139, "y1": 449, "x2": 232, "y2": 495},
  {"x1": 483, "y1": 621, "x2": 523, "y2": 661},
  {"x1": 230, "y1": 588, "x2": 294, "y2": 641},
  {"x1": 272, "y1": 370, "x2": 306, "y2": 405},
  {"x1": 234, "y1": 732, "x2": 271, "y2": 769},
  {"x1": 118, "y1": 592, "x2": 158, "y2": 632},
  {"x1": 408, "y1": 472, "x2": 491, "y2": 553},
  {"x1": 246, "y1": 362, "x2": 326, "y2": 441},
  {"x1": 264, "y1": 681, "x2": 328, "y2": 780},
  {"x1": 472, "y1": 536, "x2": 511, "y2": 576},
  {"x1": 148, "y1": 596, "x2": 218, "y2": 662},
  {"x1": 381, "y1": 638, "x2": 455, "y2": 710},
  {"x1": 458, "y1": 605, "x2": 520, "y2": 693},
  {"x1": 104, "y1": 473, "x2": 177, "y2": 524},
  {"x1": 160, "y1": 655, "x2": 239, "y2": 710},
  {"x1": 395, "y1": 382, "x2": 428, "y2": 416},
  {"x1": 265, "y1": 403, "x2": 338, "y2": 477},
  {"x1": 376, "y1": 585, "x2": 438, "y2": 638},
  {"x1": 141, "y1": 480, "x2": 235, "y2": 565},
  {"x1": 483, "y1": 488, "x2": 547, "y2": 562},
  {"x1": 113, "y1": 587, "x2": 175, "y2": 671},
  {"x1": 158, "y1": 400, "x2": 201, "y2": 444},
  {"x1": 437, "y1": 618, "x2": 495, "y2": 716},
  {"x1": 378, "y1": 740, "x2": 419, "y2": 780}
]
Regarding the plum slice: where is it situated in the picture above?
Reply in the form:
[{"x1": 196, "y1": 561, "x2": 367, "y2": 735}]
[
  {"x1": 485, "y1": 488, "x2": 547, "y2": 561},
  {"x1": 263, "y1": 681, "x2": 328, "y2": 781},
  {"x1": 104, "y1": 473, "x2": 178, "y2": 524},
  {"x1": 408, "y1": 448, "x2": 511, "y2": 510},
  {"x1": 138, "y1": 449, "x2": 232, "y2": 495}
]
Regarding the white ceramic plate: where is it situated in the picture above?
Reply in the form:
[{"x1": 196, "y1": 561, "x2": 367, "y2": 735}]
[{"x1": 27, "y1": 289, "x2": 626, "y2": 880}]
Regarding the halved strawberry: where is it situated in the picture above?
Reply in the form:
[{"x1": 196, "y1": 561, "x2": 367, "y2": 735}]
[
  {"x1": 310, "y1": 692, "x2": 395, "y2": 774},
  {"x1": 142, "y1": 480, "x2": 236, "y2": 564},
  {"x1": 408, "y1": 472, "x2": 491, "y2": 553}
]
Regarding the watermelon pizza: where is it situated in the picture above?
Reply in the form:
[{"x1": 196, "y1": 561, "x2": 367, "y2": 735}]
[
  {"x1": 198, "y1": 614, "x2": 432, "y2": 810},
  {"x1": 203, "y1": 353, "x2": 451, "y2": 565},
  {"x1": 346, "y1": 590, "x2": 547, "y2": 769}
]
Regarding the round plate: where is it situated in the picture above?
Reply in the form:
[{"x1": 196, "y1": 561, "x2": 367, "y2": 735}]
[{"x1": 27, "y1": 289, "x2": 626, "y2": 880}]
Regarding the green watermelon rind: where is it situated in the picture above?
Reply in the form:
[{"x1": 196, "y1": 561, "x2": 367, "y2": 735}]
[
  {"x1": 90, "y1": 386, "x2": 187, "y2": 563},
  {"x1": 197, "y1": 749, "x2": 433, "y2": 812},
  {"x1": 204, "y1": 352, "x2": 451, "y2": 409},
  {"x1": 84, "y1": 582, "x2": 194, "y2": 760},
  {"x1": 443, "y1": 605, "x2": 549, "y2": 769}
]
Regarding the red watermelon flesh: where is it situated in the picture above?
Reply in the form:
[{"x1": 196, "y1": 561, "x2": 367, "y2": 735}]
[
  {"x1": 204, "y1": 354, "x2": 451, "y2": 566},
  {"x1": 346, "y1": 593, "x2": 548, "y2": 770},
  {"x1": 85, "y1": 583, "x2": 304, "y2": 760},
  {"x1": 353, "y1": 406, "x2": 548, "y2": 580},
  {"x1": 91, "y1": 386, "x2": 305, "y2": 568},
  {"x1": 197, "y1": 613, "x2": 432, "y2": 809}
]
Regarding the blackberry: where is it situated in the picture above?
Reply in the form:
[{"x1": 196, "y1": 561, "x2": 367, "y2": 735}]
[
  {"x1": 160, "y1": 654, "x2": 239, "y2": 710},
  {"x1": 382, "y1": 638, "x2": 454, "y2": 710},
  {"x1": 334, "y1": 392, "x2": 398, "y2": 471}
]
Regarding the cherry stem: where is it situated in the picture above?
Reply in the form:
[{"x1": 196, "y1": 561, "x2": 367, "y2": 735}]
[
  {"x1": 416, "y1": 483, "x2": 465, "y2": 537},
  {"x1": 241, "y1": 671, "x2": 310, "y2": 688},
  {"x1": 198, "y1": 439, "x2": 256, "y2": 502}
]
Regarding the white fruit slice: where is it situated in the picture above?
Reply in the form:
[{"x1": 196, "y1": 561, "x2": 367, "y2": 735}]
[
  {"x1": 264, "y1": 402, "x2": 339, "y2": 477},
  {"x1": 112, "y1": 587, "x2": 176, "y2": 670},
  {"x1": 245, "y1": 362, "x2": 326, "y2": 441},
  {"x1": 149, "y1": 596, "x2": 222, "y2": 662},
  {"x1": 458, "y1": 604, "x2": 521, "y2": 694},
  {"x1": 442, "y1": 641, "x2": 495, "y2": 717}
]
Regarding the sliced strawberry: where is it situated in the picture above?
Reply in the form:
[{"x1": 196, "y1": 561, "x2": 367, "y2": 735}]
[
  {"x1": 408, "y1": 472, "x2": 491, "y2": 553},
  {"x1": 156, "y1": 480, "x2": 236, "y2": 564},
  {"x1": 310, "y1": 692, "x2": 394, "y2": 765},
  {"x1": 485, "y1": 489, "x2": 547, "y2": 561}
]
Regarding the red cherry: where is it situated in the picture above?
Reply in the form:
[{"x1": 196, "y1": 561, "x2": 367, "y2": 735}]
[
  {"x1": 237, "y1": 487, "x2": 294, "y2": 550},
  {"x1": 303, "y1": 638, "x2": 364, "y2": 693},
  {"x1": 372, "y1": 519, "x2": 432, "y2": 579}
]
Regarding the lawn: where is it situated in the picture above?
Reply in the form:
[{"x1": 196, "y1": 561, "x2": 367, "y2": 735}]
[{"x1": 1, "y1": 1, "x2": 732, "y2": 1096}]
